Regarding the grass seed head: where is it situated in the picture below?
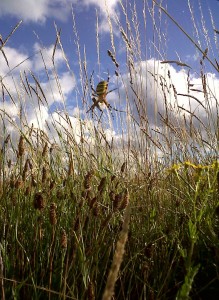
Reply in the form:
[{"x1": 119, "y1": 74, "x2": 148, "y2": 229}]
[
  {"x1": 42, "y1": 142, "x2": 48, "y2": 157},
  {"x1": 113, "y1": 193, "x2": 123, "y2": 211},
  {"x1": 87, "y1": 281, "x2": 95, "y2": 300},
  {"x1": 11, "y1": 191, "x2": 17, "y2": 206},
  {"x1": 144, "y1": 243, "x2": 154, "y2": 259},
  {"x1": 49, "y1": 180, "x2": 55, "y2": 190},
  {"x1": 89, "y1": 196, "x2": 97, "y2": 209},
  {"x1": 68, "y1": 158, "x2": 74, "y2": 176},
  {"x1": 15, "y1": 177, "x2": 23, "y2": 189},
  {"x1": 119, "y1": 190, "x2": 129, "y2": 210},
  {"x1": 107, "y1": 49, "x2": 119, "y2": 68},
  {"x1": 7, "y1": 159, "x2": 12, "y2": 169},
  {"x1": 28, "y1": 159, "x2": 33, "y2": 170},
  {"x1": 120, "y1": 162, "x2": 127, "y2": 173},
  {"x1": 98, "y1": 177, "x2": 107, "y2": 193},
  {"x1": 33, "y1": 192, "x2": 45, "y2": 210},
  {"x1": 73, "y1": 216, "x2": 80, "y2": 232},
  {"x1": 42, "y1": 166, "x2": 48, "y2": 183},
  {"x1": 49, "y1": 202, "x2": 57, "y2": 225},
  {"x1": 22, "y1": 158, "x2": 30, "y2": 180},
  {"x1": 61, "y1": 229, "x2": 67, "y2": 249},
  {"x1": 84, "y1": 171, "x2": 93, "y2": 190},
  {"x1": 109, "y1": 191, "x2": 115, "y2": 202},
  {"x1": 31, "y1": 175, "x2": 37, "y2": 188},
  {"x1": 92, "y1": 203, "x2": 99, "y2": 217},
  {"x1": 25, "y1": 185, "x2": 32, "y2": 196},
  {"x1": 111, "y1": 175, "x2": 116, "y2": 182},
  {"x1": 18, "y1": 135, "x2": 25, "y2": 157}
]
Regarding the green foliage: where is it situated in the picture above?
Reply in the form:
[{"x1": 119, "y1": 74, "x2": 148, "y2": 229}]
[{"x1": 176, "y1": 264, "x2": 200, "y2": 300}]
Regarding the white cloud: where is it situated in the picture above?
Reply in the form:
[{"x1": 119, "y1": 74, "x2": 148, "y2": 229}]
[
  {"x1": 94, "y1": 0, "x2": 119, "y2": 34},
  {"x1": 33, "y1": 43, "x2": 65, "y2": 72},
  {"x1": 0, "y1": 0, "x2": 119, "y2": 24},
  {"x1": 120, "y1": 59, "x2": 219, "y2": 126},
  {"x1": 38, "y1": 71, "x2": 76, "y2": 105},
  {"x1": 0, "y1": 101, "x2": 19, "y2": 121},
  {"x1": 109, "y1": 58, "x2": 219, "y2": 158},
  {"x1": 0, "y1": 46, "x2": 33, "y2": 98},
  {"x1": 51, "y1": 111, "x2": 93, "y2": 143},
  {"x1": 0, "y1": 43, "x2": 83, "y2": 149},
  {"x1": 82, "y1": 0, "x2": 118, "y2": 15},
  {"x1": 26, "y1": 104, "x2": 49, "y2": 130},
  {"x1": 0, "y1": 46, "x2": 32, "y2": 78},
  {"x1": 0, "y1": 44, "x2": 76, "y2": 106},
  {"x1": 0, "y1": 0, "x2": 76, "y2": 23}
]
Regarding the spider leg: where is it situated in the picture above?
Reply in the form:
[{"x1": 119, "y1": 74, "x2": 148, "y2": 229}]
[
  {"x1": 106, "y1": 88, "x2": 117, "y2": 95},
  {"x1": 91, "y1": 86, "x2": 96, "y2": 94},
  {"x1": 86, "y1": 97, "x2": 102, "y2": 113},
  {"x1": 105, "y1": 100, "x2": 126, "y2": 114},
  {"x1": 111, "y1": 106, "x2": 126, "y2": 113},
  {"x1": 92, "y1": 97, "x2": 102, "y2": 111},
  {"x1": 102, "y1": 100, "x2": 115, "y2": 119}
]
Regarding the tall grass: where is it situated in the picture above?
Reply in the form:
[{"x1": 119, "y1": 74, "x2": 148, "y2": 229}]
[{"x1": 0, "y1": 0, "x2": 219, "y2": 299}]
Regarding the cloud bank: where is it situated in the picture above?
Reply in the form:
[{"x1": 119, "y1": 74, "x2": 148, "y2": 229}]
[
  {"x1": 0, "y1": 0, "x2": 119, "y2": 24},
  {"x1": 118, "y1": 59, "x2": 219, "y2": 128},
  {"x1": 0, "y1": 0, "x2": 75, "y2": 23},
  {"x1": 1, "y1": 43, "x2": 218, "y2": 158}
]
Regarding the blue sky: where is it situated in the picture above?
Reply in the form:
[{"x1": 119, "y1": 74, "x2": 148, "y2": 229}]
[
  {"x1": 0, "y1": 0, "x2": 219, "y2": 151},
  {"x1": 1, "y1": 0, "x2": 219, "y2": 71}
]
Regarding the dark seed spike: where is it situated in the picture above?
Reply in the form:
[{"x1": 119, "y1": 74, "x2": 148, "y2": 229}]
[
  {"x1": 50, "y1": 203, "x2": 57, "y2": 225},
  {"x1": 61, "y1": 229, "x2": 67, "y2": 249}
]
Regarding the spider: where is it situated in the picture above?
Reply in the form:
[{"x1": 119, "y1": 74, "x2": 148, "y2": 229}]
[{"x1": 86, "y1": 72, "x2": 121, "y2": 116}]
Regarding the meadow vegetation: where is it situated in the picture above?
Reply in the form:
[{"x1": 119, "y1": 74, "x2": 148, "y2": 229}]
[{"x1": 0, "y1": 0, "x2": 219, "y2": 299}]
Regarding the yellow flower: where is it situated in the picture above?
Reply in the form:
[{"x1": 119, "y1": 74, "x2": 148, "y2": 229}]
[
  {"x1": 167, "y1": 163, "x2": 182, "y2": 173},
  {"x1": 184, "y1": 161, "x2": 198, "y2": 169}
]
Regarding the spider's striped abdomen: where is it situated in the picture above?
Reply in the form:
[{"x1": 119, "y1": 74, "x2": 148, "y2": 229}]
[{"x1": 96, "y1": 81, "x2": 108, "y2": 96}]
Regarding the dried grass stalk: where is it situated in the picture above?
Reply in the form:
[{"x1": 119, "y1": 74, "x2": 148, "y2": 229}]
[{"x1": 102, "y1": 204, "x2": 130, "y2": 300}]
